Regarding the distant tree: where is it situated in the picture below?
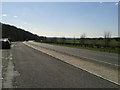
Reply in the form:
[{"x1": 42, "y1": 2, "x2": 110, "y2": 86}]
[
  {"x1": 61, "y1": 37, "x2": 66, "y2": 44},
  {"x1": 52, "y1": 37, "x2": 58, "y2": 43},
  {"x1": 73, "y1": 36, "x2": 76, "y2": 44},
  {"x1": 39, "y1": 36, "x2": 47, "y2": 42},
  {"x1": 104, "y1": 32, "x2": 111, "y2": 48},
  {"x1": 80, "y1": 33, "x2": 86, "y2": 46}
]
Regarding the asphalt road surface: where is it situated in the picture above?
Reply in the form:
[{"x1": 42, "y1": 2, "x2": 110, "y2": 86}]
[
  {"x1": 0, "y1": 50, "x2": 2, "y2": 89},
  {"x1": 2, "y1": 42, "x2": 119, "y2": 88},
  {"x1": 28, "y1": 42, "x2": 119, "y2": 66}
]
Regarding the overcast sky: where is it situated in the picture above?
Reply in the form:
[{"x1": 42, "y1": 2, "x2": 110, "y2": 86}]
[{"x1": 1, "y1": 2, "x2": 118, "y2": 38}]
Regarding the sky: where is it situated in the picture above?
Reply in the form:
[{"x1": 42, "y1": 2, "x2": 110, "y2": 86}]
[{"x1": 1, "y1": 2, "x2": 119, "y2": 38}]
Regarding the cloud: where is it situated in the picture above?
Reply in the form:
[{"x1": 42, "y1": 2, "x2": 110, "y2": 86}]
[
  {"x1": 1, "y1": 14, "x2": 7, "y2": 17},
  {"x1": 23, "y1": 22, "x2": 27, "y2": 25},
  {"x1": 13, "y1": 16, "x2": 18, "y2": 18},
  {"x1": 115, "y1": 2, "x2": 119, "y2": 5}
]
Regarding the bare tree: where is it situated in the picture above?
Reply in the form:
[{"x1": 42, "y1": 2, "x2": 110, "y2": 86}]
[
  {"x1": 81, "y1": 33, "x2": 86, "y2": 38},
  {"x1": 104, "y1": 32, "x2": 111, "y2": 48},
  {"x1": 80, "y1": 33, "x2": 86, "y2": 46},
  {"x1": 73, "y1": 36, "x2": 76, "y2": 44}
]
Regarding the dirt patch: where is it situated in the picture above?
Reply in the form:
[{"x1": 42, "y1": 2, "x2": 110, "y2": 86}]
[{"x1": 2, "y1": 50, "x2": 20, "y2": 88}]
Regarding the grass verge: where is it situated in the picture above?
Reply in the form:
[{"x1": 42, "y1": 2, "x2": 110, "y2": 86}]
[{"x1": 35, "y1": 41, "x2": 119, "y2": 54}]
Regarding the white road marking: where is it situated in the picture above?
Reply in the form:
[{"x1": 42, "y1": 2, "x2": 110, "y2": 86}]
[{"x1": 23, "y1": 42, "x2": 119, "y2": 86}]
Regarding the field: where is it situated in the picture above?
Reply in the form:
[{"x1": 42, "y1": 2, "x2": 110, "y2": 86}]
[
  {"x1": 40, "y1": 39, "x2": 120, "y2": 53},
  {"x1": 65, "y1": 39, "x2": 119, "y2": 47}
]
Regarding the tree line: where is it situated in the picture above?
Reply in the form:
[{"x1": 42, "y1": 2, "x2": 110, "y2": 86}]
[
  {"x1": 1, "y1": 23, "x2": 119, "y2": 50},
  {"x1": 42, "y1": 33, "x2": 120, "y2": 49},
  {"x1": 1, "y1": 23, "x2": 46, "y2": 41}
]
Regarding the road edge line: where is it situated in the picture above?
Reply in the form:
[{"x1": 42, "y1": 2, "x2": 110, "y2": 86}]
[{"x1": 23, "y1": 42, "x2": 120, "y2": 86}]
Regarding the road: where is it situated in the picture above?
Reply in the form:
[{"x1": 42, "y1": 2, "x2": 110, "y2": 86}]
[
  {"x1": 0, "y1": 50, "x2": 2, "y2": 89},
  {"x1": 27, "y1": 42, "x2": 119, "y2": 66},
  {"x1": 2, "y1": 42, "x2": 119, "y2": 88}
]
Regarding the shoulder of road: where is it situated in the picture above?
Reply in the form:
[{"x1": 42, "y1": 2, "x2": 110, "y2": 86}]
[{"x1": 23, "y1": 41, "x2": 119, "y2": 85}]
